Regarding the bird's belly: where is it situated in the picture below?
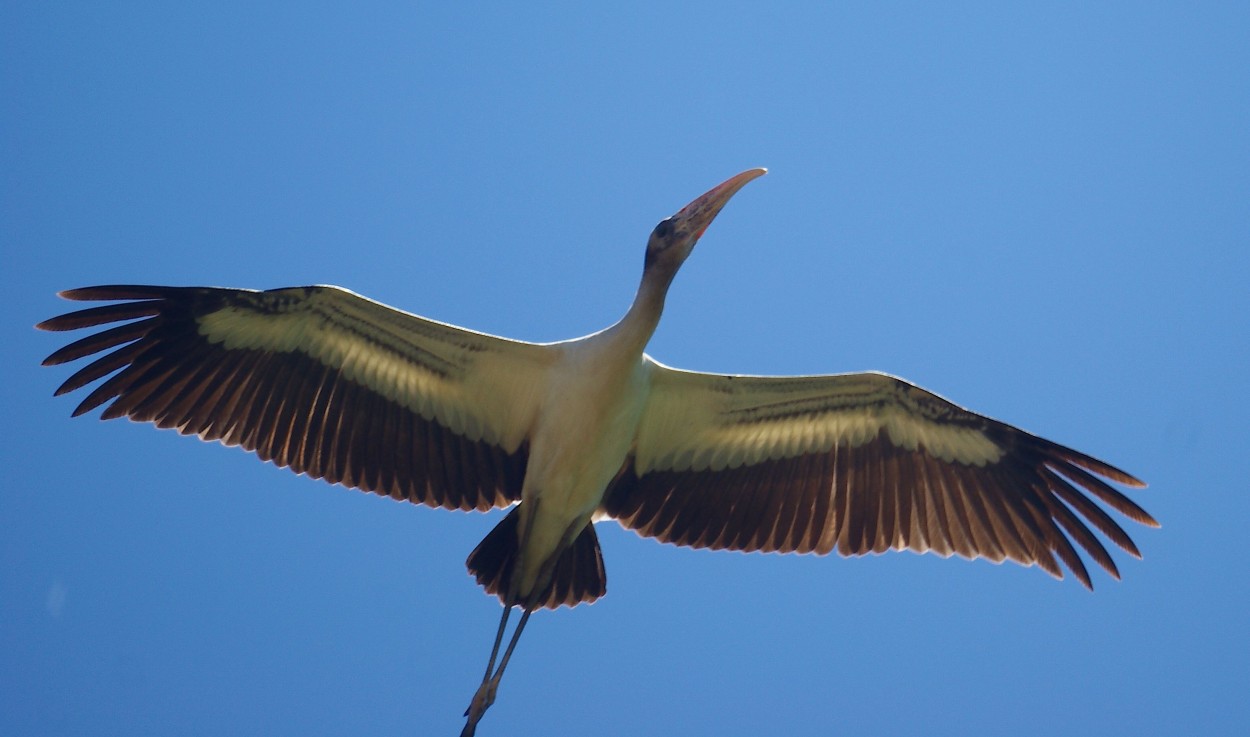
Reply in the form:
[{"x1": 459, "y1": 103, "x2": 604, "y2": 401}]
[
  {"x1": 528, "y1": 413, "x2": 635, "y2": 517},
  {"x1": 514, "y1": 364, "x2": 648, "y2": 594}
]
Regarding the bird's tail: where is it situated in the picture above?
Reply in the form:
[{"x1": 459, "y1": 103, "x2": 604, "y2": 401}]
[{"x1": 466, "y1": 507, "x2": 606, "y2": 610}]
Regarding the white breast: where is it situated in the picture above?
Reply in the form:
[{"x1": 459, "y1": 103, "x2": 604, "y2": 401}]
[{"x1": 514, "y1": 339, "x2": 653, "y2": 593}]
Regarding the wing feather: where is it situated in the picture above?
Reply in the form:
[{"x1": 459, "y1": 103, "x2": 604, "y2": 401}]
[
  {"x1": 602, "y1": 361, "x2": 1154, "y2": 588},
  {"x1": 39, "y1": 285, "x2": 551, "y2": 512}
]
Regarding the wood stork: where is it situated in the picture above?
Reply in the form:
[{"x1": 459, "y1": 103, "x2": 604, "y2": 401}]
[{"x1": 39, "y1": 169, "x2": 1154, "y2": 735}]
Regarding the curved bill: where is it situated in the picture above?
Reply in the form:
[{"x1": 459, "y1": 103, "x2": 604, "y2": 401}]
[{"x1": 675, "y1": 168, "x2": 767, "y2": 240}]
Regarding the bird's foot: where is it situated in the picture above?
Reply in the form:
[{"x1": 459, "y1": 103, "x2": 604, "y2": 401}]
[
  {"x1": 460, "y1": 679, "x2": 498, "y2": 737},
  {"x1": 463, "y1": 678, "x2": 498, "y2": 716}
]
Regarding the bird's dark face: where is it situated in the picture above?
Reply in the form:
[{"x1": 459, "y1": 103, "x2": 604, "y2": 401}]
[
  {"x1": 644, "y1": 216, "x2": 685, "y2": 270},
  {"x1": 645, "y1": 168, "x2": 766, "y2": 273}
]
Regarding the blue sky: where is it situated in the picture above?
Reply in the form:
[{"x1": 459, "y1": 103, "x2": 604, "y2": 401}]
[{"x1": 4, "y1": 3, "x2": 1248, "y2": 736}]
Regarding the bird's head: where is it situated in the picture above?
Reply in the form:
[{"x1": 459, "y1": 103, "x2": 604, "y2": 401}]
[{"x1": 644, "y1": 168, "x2": 766, "y2": 274}]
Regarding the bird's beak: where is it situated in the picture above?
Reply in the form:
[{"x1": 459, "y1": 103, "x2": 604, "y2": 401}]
[{"x1": 676, "y1": 168, "x2": 767, "y2": 241}]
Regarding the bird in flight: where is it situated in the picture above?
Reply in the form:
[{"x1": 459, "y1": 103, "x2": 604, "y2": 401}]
[{"x1": 39, "y1": 169, "x2": 1155, "y2": 735}]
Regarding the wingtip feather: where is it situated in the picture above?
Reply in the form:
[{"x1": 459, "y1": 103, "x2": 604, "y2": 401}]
[{"x1": 57, "y1": 285, "x2": 173, "y2": 301}]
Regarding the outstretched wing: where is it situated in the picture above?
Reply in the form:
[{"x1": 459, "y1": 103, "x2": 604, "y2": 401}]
[
  {"x1": 40, "y1": 285, "x2": 557, "y2": 511},
  {"x1": 602, "y1": 360, "x2": 1155, "y2": 588}
]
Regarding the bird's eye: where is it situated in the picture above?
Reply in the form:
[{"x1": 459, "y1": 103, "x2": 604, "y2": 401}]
[{"x1": 653, "y1": 219, "x2": 674, "y2": 240}]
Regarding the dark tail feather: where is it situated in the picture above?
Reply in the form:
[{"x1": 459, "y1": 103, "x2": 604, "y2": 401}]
[
  {"x1": 466, "y1": 508, "x2": 607, "y2": 610},
  {"x1": 546, "y1": 522, "x2": 607, "y2": 608},
  {"x1": 466, "y1": 509, "x2": 522, "y2": 603}
]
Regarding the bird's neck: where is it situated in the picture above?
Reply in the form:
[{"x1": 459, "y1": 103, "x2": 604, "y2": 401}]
[{"x1": 604, "y1": 263, "x2": 675, "y2": 356}]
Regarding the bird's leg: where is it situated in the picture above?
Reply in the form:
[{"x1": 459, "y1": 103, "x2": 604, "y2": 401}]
[
  {"x1": 461, "y1": 675, "x2": 496, "y2": 737},
  {"x1": 481, "y1": 541, "x2": 571, "y2": 698},
  {"x1": 463, "y1": 605, "x2": 538, "y2": 733},
  {"x1": 462, "y1": 603, "x2": 513, "y2": 735},
  {"x1": 480, "y1": 604, "x2": 513, "y2": 685},
  {"x1": 464, "y1": 511, "x2": 580, "y2": 736},
  {"x1": 485, "y1": 605, "x2": 534, "y2": 695},
  {"x1": 460, "y1": 604, "x2": 537, "y2": 737},
  {"x1": 461, "y1": 552, "x2": 556, "y2": 736}
]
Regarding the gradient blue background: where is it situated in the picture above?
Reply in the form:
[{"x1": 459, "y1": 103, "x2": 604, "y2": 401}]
[{"x1": 4, "y1": 4, "x2": 1248, "y2": 736}]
